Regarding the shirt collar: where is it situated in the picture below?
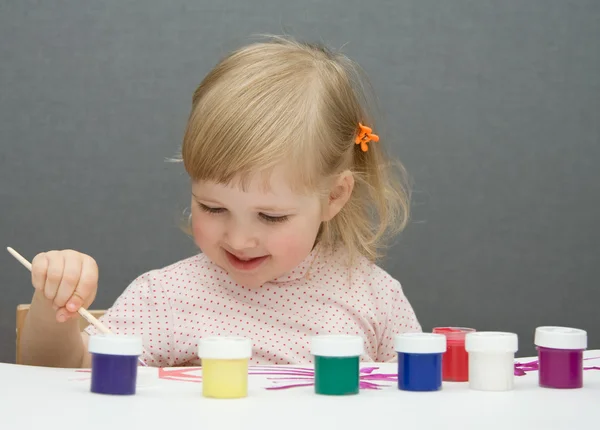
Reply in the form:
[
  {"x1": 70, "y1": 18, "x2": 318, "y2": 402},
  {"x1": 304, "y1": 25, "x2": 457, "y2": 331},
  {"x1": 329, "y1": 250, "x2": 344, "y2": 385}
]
[{"x1": 270, "y1": 243, "x2": 326, "y2": 284}]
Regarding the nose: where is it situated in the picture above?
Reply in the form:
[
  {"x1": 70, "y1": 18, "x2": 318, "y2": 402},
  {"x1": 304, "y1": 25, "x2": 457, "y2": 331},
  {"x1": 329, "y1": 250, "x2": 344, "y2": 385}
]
[{"x1": 225, "y1": 220, "x2": 258, "y2": 250}]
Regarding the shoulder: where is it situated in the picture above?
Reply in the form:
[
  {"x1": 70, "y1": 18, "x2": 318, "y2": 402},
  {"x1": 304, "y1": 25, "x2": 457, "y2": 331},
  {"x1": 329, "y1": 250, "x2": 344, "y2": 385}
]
[
  {"x1": 352, "y1": 254, "x2": 404, "y2": 296},
  {"x1": 351, "y1": 253, "x2": 396, "y2": 280},
  {"x1": 321, "y1": 246, "x2": 403, "y2": 294}
]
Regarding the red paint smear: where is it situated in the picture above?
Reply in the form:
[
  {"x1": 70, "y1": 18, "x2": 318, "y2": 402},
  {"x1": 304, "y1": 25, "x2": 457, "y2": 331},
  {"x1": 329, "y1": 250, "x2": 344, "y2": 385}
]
[{"x1": 158, "y1": 367, "x2": 202, "y2": 383}]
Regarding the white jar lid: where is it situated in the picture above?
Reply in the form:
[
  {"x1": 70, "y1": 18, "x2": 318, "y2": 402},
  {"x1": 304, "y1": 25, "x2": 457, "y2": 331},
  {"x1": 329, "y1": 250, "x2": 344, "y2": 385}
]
[
  {"x1": 394, "y1": 333, "x2": 446, "y2": 354},
  {"x1": 88, "y1": 334, "x2": 143, "y2": 356},
  {"x1": 534, "y1": 326, "x2": 587, "y2": 350},
  {"x1": 311, "y1": 335, "x2": 364, "y2": 357},
  {"x1": 197, "y1": 336, "x2": 253, "y2": 359},
  {"x1": 465, "y1": 332, "x2": 518, "y2": 353}
]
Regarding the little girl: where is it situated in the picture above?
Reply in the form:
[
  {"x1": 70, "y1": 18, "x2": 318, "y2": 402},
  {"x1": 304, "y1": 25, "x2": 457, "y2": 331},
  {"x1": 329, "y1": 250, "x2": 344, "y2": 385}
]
[{"x1": 20, "y1": 36, "x2": 421, "y2": 368}]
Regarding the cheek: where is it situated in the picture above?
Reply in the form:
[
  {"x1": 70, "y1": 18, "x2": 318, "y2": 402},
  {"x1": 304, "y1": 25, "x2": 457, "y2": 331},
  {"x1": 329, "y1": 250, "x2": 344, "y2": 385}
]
[
  {"x1": 267, "y1": 218, "x2": 320, "y2": 259},
  {"x1": 191, "y1": 207, "x2": 220, "y2": 248}
]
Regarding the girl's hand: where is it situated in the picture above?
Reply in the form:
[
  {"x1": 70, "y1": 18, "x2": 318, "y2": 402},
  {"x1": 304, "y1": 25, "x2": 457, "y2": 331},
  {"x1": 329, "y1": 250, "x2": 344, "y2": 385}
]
[{"x1": 30, "y1": 250, "x2": 99, "y2": 322}]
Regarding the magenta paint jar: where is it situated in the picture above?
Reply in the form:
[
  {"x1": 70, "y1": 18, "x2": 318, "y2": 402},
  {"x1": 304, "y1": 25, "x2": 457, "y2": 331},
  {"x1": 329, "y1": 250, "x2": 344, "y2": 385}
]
[
  {"x1": 88, "y1": 334, "x2": 143, "y2": 395},
  {"x1": 534, "y1": 326, "x2": 587, "y2": 389}
]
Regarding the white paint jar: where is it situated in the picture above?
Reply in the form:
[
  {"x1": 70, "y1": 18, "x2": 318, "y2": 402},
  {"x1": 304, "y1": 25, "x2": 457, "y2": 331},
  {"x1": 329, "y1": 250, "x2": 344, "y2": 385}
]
[{"x1": 465, "y1": 331, "x2": 518, "y2": 391}]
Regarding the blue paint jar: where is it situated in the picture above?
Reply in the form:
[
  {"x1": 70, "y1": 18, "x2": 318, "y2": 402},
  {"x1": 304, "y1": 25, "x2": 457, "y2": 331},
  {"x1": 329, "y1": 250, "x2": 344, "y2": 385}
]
[
  {"x1": 394, "y1": 333, "x2": 446, "y2": 391},
  {"x1": 88, "y1": 334, "x2": 143, "y2": 395}
]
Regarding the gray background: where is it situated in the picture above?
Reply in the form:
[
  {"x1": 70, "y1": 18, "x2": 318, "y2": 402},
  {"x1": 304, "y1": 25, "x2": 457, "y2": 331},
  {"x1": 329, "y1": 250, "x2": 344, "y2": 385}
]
[{"x1": 1, "y1": 0, "x2": 598, "y2": 364}]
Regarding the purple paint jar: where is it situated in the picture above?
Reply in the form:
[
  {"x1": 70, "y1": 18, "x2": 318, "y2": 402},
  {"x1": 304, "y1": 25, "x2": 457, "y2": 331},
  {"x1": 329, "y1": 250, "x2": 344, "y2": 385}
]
[
  {"x1": 88, "y1": 334, "x2": 143, "y2": 395},
  {"x1": 534, "y1": 326, "x2": 587, "y2": 389}
]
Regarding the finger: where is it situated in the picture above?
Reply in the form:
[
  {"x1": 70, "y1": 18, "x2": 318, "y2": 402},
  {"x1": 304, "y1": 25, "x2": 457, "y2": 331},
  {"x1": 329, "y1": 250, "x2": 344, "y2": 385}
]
[
  {"x1": 43, "y1": 251, "x2": 64, "y2": 302},
  {"x1": 31, "y1": 252, "x2": 49, "y2": 291},
  {"x1": 55, "y1": 306, "x2": 79, "y2": 323},
  {"x1": 54, "y1": 251, "x2": 83, "y2": 308},
  {"x1": 66, "y1": 255, "x2": 98, "y2": 312}
]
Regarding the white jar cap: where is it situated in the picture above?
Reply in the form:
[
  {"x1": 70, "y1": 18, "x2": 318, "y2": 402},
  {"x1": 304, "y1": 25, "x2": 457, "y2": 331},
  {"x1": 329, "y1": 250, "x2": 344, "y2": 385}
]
[
  {"x1": 534, "y1": 326, "x2": 587, "y2": 350},
  {"x1": 88, "y1": 334, "x2": 143, "y2": 356},
  {"x1": 311, "y1": 335, "x2": 364, "y2": 357},
  {"x1": 465, "y1": 332, "x2": 518, "y2": 353},
  {"x1": 394, "y1": 333, "x2": 446, "y2": 354},
  {"x1": 197, "y1": 336, "x2": 253, "y2": 359}
]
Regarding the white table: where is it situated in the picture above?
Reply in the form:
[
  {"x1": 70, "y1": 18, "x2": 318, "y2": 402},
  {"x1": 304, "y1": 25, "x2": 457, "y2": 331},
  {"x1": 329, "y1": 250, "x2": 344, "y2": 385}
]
[{"x1": 2, "y1": 350, "x2": 599, "y2": 429}]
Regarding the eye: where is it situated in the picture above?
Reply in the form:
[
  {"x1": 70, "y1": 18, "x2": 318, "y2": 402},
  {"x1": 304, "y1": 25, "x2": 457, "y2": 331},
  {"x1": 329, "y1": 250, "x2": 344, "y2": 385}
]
[
  {"x1": 198, "y1": 203, "x2": 226, "y2": 214},
  {"x1": 259, "y1": 213, "x2": 289, "y2": 224}
]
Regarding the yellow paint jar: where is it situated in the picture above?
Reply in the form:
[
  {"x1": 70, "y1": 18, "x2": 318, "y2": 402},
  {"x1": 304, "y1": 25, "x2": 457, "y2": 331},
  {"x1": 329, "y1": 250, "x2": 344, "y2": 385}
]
[{"x1": 198, "y1": 336, "x2": 253, "y2": 399}]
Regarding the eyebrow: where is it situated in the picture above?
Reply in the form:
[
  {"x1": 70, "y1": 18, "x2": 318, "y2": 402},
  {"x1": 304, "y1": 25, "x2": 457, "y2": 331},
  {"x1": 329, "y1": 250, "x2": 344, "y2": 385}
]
[
  {"x1": 253, "y1": 205, "x2": 297, "y2": 213},
  {"x1": 192, "y1": 194, "x2": 297, "y2": 213}
]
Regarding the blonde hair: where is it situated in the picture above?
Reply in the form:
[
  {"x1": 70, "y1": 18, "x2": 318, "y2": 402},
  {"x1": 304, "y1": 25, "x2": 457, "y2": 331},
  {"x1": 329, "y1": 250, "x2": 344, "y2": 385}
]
[{"x1": 180, "y1": 36, "x2": 410, "y2": 263}]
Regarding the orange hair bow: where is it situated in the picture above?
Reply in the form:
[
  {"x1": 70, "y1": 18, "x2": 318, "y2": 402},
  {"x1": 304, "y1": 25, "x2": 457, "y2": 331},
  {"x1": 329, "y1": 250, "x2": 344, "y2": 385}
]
[{"x1": 355, "y1": 123, "x2": 379, "y2": 152}]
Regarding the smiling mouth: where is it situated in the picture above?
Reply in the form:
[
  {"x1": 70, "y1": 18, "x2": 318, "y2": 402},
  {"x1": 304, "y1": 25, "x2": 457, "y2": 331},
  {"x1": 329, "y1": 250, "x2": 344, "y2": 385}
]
[{"x1": 224, "y1": 249, "x2": 269, "y2": 271}]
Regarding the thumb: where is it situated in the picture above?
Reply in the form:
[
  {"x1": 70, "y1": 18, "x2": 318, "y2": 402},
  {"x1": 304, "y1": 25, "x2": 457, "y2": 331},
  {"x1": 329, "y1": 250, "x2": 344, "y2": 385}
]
[{"x1": 66, "y1": 292, "x2": 85, "y2": 313}]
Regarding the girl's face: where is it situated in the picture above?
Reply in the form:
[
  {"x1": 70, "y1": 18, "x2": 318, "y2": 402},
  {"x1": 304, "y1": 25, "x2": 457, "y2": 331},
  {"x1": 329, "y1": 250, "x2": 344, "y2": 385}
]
[{"x1": 190, "y1": 168, "x2": 326, "y2": 288}]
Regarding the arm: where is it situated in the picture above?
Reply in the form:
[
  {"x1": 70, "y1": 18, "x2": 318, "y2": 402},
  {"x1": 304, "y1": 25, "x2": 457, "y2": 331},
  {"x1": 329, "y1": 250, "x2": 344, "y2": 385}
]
[{"x1": 20, "y1": 290, "x2": 91, "y2": 368}]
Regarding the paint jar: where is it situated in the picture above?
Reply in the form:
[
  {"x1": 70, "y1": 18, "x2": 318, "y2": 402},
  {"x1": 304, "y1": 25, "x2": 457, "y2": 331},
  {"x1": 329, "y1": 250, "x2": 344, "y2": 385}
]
[
  {"x1": 465, "y1": 331, "x2": 518, "y2": 391},
  {"x1": 311, "y1": 335, "x2": 364, "y2": 396},
  {"x1": 534, "y1": 326, "x2": 587, "y2": 389},
  {"x1": 88, "y1": 334, "x2": 143, "y2": 395},
  {"x1": 394, "y1": 333, "x2": 446, "y2": 391},
  {"x1": 198, "y1": 336, "x2": 253, "y2": 398},
  {"x1": 433, "y1": 327, "x2": 475, "y2": 382}
]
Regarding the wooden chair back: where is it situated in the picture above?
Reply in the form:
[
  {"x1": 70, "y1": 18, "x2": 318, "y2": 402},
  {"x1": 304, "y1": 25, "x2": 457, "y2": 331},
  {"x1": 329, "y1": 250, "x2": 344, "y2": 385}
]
[{"x1": 15, "y1": 304, "x2": 105, "y2": 364}]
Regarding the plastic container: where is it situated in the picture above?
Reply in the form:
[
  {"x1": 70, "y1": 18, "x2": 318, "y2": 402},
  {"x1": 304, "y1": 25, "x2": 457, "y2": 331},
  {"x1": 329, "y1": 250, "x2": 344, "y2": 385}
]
[
  {"x1": 465, "y1": 331, "x2": 518, "y2": 391},
  {"x1": 88, "y1": 334, "x2": 143, "y2": 395},
  {"x1": 311, "y1": 335, "x2": 364, "y2": 396},
  {"x1": 394, "y1": 333, "x2": 446, "y2": 391},
  {"x1": 534, "y1": 326, "x2": 587, "y2": 389},
  {"x1": 433, "y1": 327, "x2": 475, "y2": 382},
  {"x1": 198, "y1": 336, "x2": 253, "y2": 398}
]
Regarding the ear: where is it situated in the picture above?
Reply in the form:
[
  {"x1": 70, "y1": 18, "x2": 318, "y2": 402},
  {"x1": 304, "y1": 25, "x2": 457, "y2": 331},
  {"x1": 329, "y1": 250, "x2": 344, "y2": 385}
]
[{"x1": 322, "y1": 171, "x2": 354, "y2": 222}]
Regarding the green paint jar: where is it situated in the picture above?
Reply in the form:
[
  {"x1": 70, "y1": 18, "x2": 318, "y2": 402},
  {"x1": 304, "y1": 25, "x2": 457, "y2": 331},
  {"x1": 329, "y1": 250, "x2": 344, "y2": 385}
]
[{"x1": 311, "y1": 335, "x2": 364, "y2": 396}]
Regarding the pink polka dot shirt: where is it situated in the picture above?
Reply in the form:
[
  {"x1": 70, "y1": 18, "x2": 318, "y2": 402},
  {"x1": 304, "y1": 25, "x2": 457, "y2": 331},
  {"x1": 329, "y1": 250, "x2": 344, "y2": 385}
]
[{"x1": 85, "y1": 245, "x2": 421, "y2": 366}]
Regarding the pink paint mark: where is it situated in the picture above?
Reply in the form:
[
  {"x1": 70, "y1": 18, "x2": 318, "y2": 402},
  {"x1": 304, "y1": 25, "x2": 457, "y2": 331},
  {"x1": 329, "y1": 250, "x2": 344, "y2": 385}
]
[
  {"x1": 514, "y1": 356, "x2": 600, "y2": 376},
  {"x1": 67, "y1": 369, "x2": 92, "y2": 382},
  {"x1": 268, "y1": 383, "x2": 314, "y2": 390},
  {"x1": 143, "y1": 365, "x2": 398, "y2": 390},
  {"x1": 263, "y1": 366, "x2": 398, "y2": 391},
  {"x1": 158, "y1": 367, "x2": 202, "y2": 383}
]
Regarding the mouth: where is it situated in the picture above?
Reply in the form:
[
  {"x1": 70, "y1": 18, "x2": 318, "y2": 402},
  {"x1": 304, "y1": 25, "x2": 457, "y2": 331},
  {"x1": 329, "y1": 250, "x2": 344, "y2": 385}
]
[{"x1": 224, "y1": 249, "x2": 269, "y2": 271}]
